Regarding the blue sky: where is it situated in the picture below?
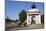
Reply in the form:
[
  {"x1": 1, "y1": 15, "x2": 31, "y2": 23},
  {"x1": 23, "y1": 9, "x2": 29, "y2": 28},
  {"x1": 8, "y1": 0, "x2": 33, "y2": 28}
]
[{"x1": 5, "y1": 0, "x2": 44, "y2": 20}]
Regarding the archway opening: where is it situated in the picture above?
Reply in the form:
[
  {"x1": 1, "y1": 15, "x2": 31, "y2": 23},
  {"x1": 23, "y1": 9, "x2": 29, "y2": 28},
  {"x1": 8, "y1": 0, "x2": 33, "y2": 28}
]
[{"x1": 31, "y1": 15, "x2": 35, "y2": 24}]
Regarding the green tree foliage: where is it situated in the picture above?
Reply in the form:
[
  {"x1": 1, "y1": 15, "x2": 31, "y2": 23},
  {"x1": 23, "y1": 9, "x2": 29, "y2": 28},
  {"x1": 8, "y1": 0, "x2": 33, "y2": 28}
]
[
  {"x1": 5, "y1": 16, "x2": 14, "y2": 23},
  {"x1": 15, "y1": 19, "x2": 19, "y2": 22},
  {"x1": 41, "y1": 15, "x2": 44, "y2": 24},
  {"x1": 19, "y1": 10, "x2": 27, "y2": 23}
]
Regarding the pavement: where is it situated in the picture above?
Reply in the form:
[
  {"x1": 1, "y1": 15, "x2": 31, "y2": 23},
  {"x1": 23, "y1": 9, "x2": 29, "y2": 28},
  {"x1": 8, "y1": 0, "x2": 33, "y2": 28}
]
[{"x1": 6, "y1": 24, "x2": 44, "y2": 31}]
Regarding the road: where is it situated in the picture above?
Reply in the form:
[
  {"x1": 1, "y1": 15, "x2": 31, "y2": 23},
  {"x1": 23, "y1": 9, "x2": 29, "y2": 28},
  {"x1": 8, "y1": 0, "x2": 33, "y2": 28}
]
[{"x1": 6, "y1": 24, "x2": 44, "y2": 31}]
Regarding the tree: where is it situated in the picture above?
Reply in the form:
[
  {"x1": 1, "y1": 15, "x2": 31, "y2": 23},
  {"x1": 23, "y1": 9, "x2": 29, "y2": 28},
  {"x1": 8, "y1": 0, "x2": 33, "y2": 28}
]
[
  {"x1": 5, "y1": 16, "x2": 13, "y2": 23},
  {"x1": 19, "y1": 10, "x2": 27, "y2": 24},
  {"x1": 41, "y1": 15, "x2": 44, "y2": 24},
  {"x1": 15, "y1": 19, "x2": 19, "y2": 22}
]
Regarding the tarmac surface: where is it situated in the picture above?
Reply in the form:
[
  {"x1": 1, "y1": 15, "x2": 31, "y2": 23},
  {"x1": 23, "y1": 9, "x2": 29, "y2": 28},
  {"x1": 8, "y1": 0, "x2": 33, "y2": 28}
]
[{"x1": 6, "y1": 24, "x2": 44, "y2": 31}]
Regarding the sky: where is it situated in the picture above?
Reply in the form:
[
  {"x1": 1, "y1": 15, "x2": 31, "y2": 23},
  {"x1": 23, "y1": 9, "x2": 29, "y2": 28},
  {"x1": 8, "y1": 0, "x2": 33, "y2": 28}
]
[{"x1": 5, "y1": 0, "x2": 44, "y2": 20}]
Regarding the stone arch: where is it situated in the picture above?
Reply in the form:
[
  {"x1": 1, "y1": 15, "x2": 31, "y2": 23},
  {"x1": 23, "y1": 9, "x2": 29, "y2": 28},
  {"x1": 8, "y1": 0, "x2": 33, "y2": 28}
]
[{"x1": 31, "y1": 15, "x2": 36, "y2": 24}]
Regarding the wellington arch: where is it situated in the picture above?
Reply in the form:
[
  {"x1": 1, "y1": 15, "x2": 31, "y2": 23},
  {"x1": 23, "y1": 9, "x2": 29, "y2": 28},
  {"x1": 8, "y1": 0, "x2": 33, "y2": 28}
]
[{"x1": 25, "y1": 3, "x2": 41, "y2": 25}]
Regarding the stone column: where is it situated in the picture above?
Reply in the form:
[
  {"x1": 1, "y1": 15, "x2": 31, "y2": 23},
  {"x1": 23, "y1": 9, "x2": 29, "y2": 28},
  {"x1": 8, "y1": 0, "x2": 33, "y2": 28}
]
[
  {"x1": 35, "y1": 15, "x2": 39, "y2": 24},
  {"x1": 27, "y1": 13, "x2": 31, "y2": 25},
  {"x1": 38, "y1": 14, "x2": 41, "y2": 24},
  {"x1": 27, "y1": 13, "x2": 29, "y2": 25},
  {"x1": 30, "y1": 16, "x2": 32, "y2": 24},
  {"x1": 35, "y1": 14, "x2": 41, "y2": 24}
]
